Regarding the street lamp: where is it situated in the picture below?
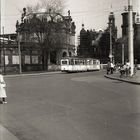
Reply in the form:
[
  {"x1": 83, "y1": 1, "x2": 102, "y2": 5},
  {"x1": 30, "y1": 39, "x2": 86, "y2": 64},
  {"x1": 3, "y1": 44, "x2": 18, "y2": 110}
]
[
  {"x1": 122, "y1": 44, "x2": 125, "y2": 65},
  {"x1": 109, "y1": 23, "x2": 113, "y2": 63},
  {"x1": 18, "y1": 32, "x2": 22, "y2": 74},
  {"x1": 128, "y1": 0, "x2": 134, "y2": 76},
  {"x1": 16, "y1": 20, "x2": 22, "y2": 74},
  {"x1": 2, "y1": 26, "x2": 6, "y2": 74}
]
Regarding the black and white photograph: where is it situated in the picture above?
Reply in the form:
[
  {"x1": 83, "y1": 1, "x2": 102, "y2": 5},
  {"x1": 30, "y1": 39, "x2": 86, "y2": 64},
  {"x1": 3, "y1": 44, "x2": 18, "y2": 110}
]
[{"x1": 0, "y1": 0, "x2": 140, "y2": 139}]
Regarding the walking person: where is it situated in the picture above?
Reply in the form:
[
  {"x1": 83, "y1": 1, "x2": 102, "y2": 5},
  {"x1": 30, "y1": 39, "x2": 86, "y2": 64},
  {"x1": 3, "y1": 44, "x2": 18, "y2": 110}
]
[
  {"x1": 110, "y1": 62, "x2": 114, "y2": 74},
  {"x1": 0, "y1": 70, "x2": 7, "y2": 104},
  {"x1": 119, "y1": 64, "x2": 125, "y2": 78},
  {"x1": 125, "y1": 61, "x2": 130, "y2": 76},
  {"x1": 106, "y1": 61, "x2": 111, "y2": 75}
]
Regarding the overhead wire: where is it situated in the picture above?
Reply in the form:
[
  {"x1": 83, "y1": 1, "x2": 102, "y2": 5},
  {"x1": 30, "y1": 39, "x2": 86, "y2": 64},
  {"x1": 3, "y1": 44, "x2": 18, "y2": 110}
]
[
  {"x1": 1, "y1": 4, "x2": 139, "y2": 33},
  {"x1": 1, "y1": 4, "x2": 139, "y2": 18}
]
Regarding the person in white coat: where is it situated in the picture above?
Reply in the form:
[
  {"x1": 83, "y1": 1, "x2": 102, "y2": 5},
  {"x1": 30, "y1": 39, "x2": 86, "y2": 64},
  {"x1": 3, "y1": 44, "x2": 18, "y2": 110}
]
[{"x1": 0, "y1": 70, "x2": 7, "y2": 104}]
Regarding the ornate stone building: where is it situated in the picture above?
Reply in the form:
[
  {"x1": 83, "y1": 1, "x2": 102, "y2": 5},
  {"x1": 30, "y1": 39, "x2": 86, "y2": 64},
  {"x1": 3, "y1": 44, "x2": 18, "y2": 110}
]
[
  {"x1": 77, "y1": 24, "x2": 100, "y2": 58},
  {"x1": 99, "y1": 11, "x2": 117, "y2": 63},
  {"x1": 78, "y1": 11, "x2": 117, "y2": 64},
  {"x1": 0, "y1": 33, "x2": 19, "y2": 73},
  {"x1": 0, "y1": 8, "x2": 76, "y2": 73},
  {"x1": 15, "y1": 8, "x2": 76, "y2": 71}
]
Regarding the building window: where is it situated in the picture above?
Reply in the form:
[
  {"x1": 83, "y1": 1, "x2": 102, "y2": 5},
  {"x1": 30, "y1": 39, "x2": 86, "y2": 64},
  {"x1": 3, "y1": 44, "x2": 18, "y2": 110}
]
[
  {"x1": 62, "y1": 52, "x2": 67, "y2": 57},
  {"x1": 69, "y1": 51, "x2": 72, "y2": 57}
]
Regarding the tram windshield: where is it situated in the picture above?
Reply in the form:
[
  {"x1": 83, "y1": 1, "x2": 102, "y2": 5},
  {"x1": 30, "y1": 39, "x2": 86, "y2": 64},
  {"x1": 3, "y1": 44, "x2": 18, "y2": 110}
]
[{"x1": 61, "y1": 60, "x2": 68, "y2": 65}]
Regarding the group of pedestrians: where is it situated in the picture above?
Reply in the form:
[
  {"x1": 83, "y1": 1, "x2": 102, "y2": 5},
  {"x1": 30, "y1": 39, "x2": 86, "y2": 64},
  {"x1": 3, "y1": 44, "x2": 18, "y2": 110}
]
[
  {"x1": 106, "y1": 61, "x2": 133, "y2": 77},
  {"x1": 119, "y1": 62, "x2": 131, "y2": 77},
  {"x1": 0, "y1": 70, "x2": 7, "y2": 104}
]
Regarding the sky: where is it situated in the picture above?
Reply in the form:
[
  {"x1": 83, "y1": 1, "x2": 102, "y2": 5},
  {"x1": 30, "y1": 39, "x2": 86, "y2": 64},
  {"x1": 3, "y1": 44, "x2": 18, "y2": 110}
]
[{"x1": 1, "y1": 0, "x2": 140, "y2": 39}]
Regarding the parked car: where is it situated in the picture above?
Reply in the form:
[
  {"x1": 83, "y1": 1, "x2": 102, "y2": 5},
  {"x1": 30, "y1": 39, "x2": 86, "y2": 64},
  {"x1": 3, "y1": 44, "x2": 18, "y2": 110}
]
[{"x1": 137, "y1": 64, "x2": 140, "y2": 70}]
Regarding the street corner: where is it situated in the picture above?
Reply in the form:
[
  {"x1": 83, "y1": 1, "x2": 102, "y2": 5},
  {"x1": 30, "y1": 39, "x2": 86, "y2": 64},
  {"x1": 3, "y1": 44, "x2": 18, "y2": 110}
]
[
  {"x1": 104, "y1": 74, "x2": 140, "y2": 85},
  {"x1": 0, "y1": 124, "x2": 19, "y2": 140}
]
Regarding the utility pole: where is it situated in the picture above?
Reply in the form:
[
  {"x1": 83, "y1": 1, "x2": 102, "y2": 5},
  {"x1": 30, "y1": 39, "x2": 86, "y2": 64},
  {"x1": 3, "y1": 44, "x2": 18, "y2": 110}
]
[
  {"x1": 0, "y1": 0, "x2": 1, "y2": 65},
  {"x1": 109, "y1": 24, "x2": 113, "y2": 63},
  {"x1": 2, "y1": 26, "x2": 6, "y2": 74},
  {"x1": 18, "y1": 32, "x2": 22, "y2": 74},
  {"x1": 128, "y1": 0, "x2": 134, "y2": 76},
  {"x1": 122, "y1": 44, "x2": 124, "y2": 65},
  {"x1": 0, "y1": 1, "x2": 2, "y2": 35}
]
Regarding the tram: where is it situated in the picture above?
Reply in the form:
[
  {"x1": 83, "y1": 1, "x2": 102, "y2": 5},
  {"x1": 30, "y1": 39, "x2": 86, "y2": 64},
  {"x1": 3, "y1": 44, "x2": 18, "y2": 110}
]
[{"x1": 60, "y1": 57, "x2": 100, "y2": 72}]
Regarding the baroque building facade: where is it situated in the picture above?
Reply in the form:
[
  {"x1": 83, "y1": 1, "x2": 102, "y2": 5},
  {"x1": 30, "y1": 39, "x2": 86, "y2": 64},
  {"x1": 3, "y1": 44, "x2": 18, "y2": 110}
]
[
  {"x1": 77, "y1": 24, "x2": 101, "y2": 58},
  {"x1": 77, "y1": 11, "x2": 117, "y2": 64},
  {"x1": 16, "y1": 8, "x2": 76, "y2": 71},
  {"x1": 0, "y1": 8, "x2": 76, "y2": 73}
]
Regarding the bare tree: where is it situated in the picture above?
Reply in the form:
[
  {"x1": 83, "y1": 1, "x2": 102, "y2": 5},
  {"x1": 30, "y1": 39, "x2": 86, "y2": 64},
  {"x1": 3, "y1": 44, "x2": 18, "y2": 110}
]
[
  {"x1": 23, "y1": 0, "x2": 66, "y2": 70},
  {"x1": 26, "y1": 0, "x2": 66, "y2": 14}
]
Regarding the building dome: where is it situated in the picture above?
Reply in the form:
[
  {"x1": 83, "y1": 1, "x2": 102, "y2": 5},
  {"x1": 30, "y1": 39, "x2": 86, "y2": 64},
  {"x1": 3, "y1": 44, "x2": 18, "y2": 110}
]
[{"x1": 38, "y1": 8, "x2": 46, "y2": 13}]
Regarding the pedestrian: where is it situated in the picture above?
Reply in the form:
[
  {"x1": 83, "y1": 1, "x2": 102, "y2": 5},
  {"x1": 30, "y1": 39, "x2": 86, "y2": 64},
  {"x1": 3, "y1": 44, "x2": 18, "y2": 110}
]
[
  {"x1": 0, "y1": 70, "x2": 7, "y2": 104},
  {"x1": 106, "y1": 61, "x2": 111, "y2": 75},
  {"x1": 125, "y1": 62, "x2": 130, "y2": 76},
  {"x1": 119, "y1": 64, "x2": 125, "y2": 77},
  {"x1": 110, "y1": 62, "x2": 114, "y2": 74}
]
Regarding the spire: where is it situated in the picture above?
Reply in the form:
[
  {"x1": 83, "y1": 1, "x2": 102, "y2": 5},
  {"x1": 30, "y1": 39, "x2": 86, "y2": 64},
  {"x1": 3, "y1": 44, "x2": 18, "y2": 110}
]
[
  {"x1": 82, "y1": 23, "x2": 85, "y2": 29},
  {"x1": 110, "y1": 4, "x2": 113, "y2": 12},
  {"x1": 109, "y1": 4, "x2": 114, "y2": 20},
  {"x1": 80, "y1": 23, "x2": 86, "y2": 34},
  {"x1": 110, "y1": 4, "x2": 113, "y2": 15}
]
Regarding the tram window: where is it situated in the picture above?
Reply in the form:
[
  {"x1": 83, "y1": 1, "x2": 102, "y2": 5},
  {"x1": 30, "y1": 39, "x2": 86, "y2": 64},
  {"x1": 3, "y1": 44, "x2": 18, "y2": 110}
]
[
  {"x1": 61, "y1": 60, "x2": 67, "y2": 65},
  {"x1": 70, "y1": 59, "x2": 74, "y2": 65},
  {"x1": 90, "y1": 60, "x2": 93, "y2": 65},
  {"x1": 84, "y1": 60, "x2": 86, "y2": 65},
  {"x1": 79, "y1": 60, "x2": 83, "y2": 65},
  {"x1": 96, "y1": 61, "x2": 99, "y2": 65},
  {"x1": 82, "y1": 60, "x2": 84, "y2": 65},
  {"x1": 87, "y1": 60, "x2": 93, "y2": 65},
  {"x1": 87, "y1": 60, "x2": 90, "y2": 65},
  {"x1": 93, "y1": 60, "x2": 96, "y2": 64},
  {"x1": 75, "y1": 60, "x2": 78, "y2": 65}
]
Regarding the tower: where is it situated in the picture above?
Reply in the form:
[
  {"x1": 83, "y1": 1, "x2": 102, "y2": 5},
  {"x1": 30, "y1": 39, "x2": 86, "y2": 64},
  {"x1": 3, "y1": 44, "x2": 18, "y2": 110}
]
[
  {"x1": 134, "y1": 13, "x2": 140, "y2": 63},
  {"x1": 121, "y1": 11, "x2": 136, "y2": 37},
  {"x1": 108, "y1": 11, "x2": 117, "y2": 40},
  {"x1": 108, "y1": 10, "x2": 117, "y2": 63}
]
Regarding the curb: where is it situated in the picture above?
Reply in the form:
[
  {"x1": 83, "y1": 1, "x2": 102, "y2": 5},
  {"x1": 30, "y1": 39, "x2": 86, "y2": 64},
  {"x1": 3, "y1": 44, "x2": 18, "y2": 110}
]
[
  {"x1": 4, "y1": 71, "x2": 62, "y2": 78},
  {"x1": 105, "y1": 75, "x2": 140, "y2": 85},
  {"x1": 0, "y1": 124, "x2": 19, "y2": 140}
]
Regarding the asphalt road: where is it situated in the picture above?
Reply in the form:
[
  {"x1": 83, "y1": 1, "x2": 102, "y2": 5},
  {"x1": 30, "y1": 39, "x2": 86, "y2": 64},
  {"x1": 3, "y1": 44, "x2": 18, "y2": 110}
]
[{"x1": 1, "y1": 71, "x2": 140, "y2": 140}]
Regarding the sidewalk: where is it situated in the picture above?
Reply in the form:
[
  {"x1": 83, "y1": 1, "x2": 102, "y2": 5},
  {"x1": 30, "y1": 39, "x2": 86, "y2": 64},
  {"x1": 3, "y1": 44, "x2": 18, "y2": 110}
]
[
  {"x1": 105, "y1": 70, "x2": 140, "y2": 85},
  {"x1": 0, "y1": 124, "x2": 19, "y2": 140}
]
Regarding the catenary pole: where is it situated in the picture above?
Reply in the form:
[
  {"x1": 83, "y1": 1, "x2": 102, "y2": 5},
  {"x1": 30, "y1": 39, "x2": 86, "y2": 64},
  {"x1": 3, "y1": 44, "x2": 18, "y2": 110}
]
[
  {"x1": 128, "y1": 0, "x2": 134, "y2": 76},
  {"x1": 2, "y1": 26, "x2": 6, "y2": 74},
  {"x1": 18, "y1": 32, "x2": 22, "y2": 74},
  {"x1": 109, "y1": 25, "x2": 113, "y2": 63},
  {"x1": 122, "y1": 44, "x2": 124, "y2": 65},
  {"x1": 0, "y1": 0, "x2": 1, "y2": 65}
]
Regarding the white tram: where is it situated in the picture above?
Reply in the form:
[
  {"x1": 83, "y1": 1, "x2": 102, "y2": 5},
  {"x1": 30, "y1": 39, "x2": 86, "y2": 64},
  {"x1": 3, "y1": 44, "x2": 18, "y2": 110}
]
[{"x1": 60, "y1": 57, "x2": 100, "y2": 72}]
